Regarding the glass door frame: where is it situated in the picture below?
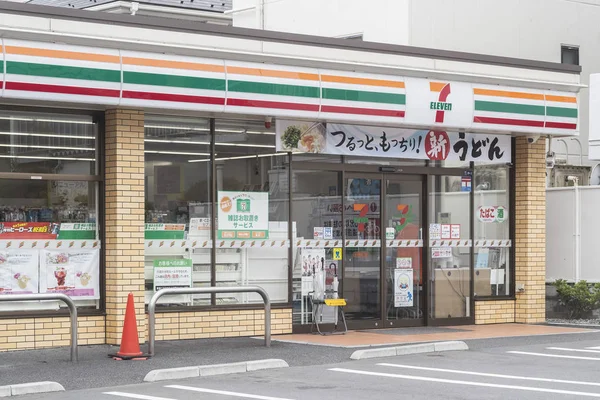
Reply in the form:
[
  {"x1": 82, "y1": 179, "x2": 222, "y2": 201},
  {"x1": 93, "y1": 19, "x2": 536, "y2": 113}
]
[{"x1": 290, "y1": 160, "x2": 475, "y2": 330}]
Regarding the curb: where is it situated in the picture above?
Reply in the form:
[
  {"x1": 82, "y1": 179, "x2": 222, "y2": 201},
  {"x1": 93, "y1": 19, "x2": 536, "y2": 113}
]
[
  {"x1": 0, "y1": 382, "x2": 65, "y2": 397},
  {"x1": 144, "y1": 359, "x2": 289, "y2": 382},
  {"x1": 350, "y1": 341, "x2": 468, "y2": 360}
]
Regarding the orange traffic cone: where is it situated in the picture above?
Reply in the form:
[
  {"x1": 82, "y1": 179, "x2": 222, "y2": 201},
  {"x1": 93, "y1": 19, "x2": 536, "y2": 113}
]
[{"x1": 109, "y1": 293, "x2": 148, "y2": 360}]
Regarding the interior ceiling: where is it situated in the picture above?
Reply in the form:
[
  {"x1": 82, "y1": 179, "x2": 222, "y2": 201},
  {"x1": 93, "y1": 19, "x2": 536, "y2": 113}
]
[{"x1": 26, "y1": 0, "x2": 232, "y2": 12}]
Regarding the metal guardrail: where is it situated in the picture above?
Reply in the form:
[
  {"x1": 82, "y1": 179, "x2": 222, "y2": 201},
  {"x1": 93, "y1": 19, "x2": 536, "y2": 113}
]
[
  {"x1": 0, "y1": 293, "x2": 78, "y2": 361},
  {"x1": 147, "y1": 286, "x2": 271, "y2": 356}
]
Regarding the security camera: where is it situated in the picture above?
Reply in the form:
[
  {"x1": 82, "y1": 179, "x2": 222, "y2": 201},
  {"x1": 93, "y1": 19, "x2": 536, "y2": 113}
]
[
  {"x1": 527, "y1": 135, "x2": 541, "y2": 144},
  {"x1": 264, "y1": 116, "x2": 272, "y2": 129}
]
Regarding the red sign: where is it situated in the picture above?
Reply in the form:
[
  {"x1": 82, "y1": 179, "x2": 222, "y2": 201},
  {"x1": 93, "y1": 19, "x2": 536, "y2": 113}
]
[{"x1": 0, "y1": 222, "x2": 59, "y2": 239}]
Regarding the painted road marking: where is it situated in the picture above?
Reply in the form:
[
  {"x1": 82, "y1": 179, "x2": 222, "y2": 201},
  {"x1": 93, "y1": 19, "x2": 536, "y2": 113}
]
[
  {"x1": 508, "y1": 351, "x2": 600, "y2": 361},
  {"x1": 104, "y1": 393, "x2": 174, "y2": 400},
  {"x1": 166, "y1": 385, "x2": 295, "y2": 400},
  {"x1": 587, "y1": 346, "x2": 600, "y2": 350},
  {"x1": 377, "y1": 363, "x2": 600, "y2": 387},
  {"x1": 548, "y1": 347, "x2": 600, "y2": 354},
  {"x1": 329, "y1": 368, "x2": 600, "y2": 397}
]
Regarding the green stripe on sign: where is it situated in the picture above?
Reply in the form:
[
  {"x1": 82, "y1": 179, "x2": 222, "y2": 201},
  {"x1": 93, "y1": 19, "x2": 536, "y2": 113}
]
[
  {"x1": 7, "y1": 61, "x2": 121, "y2": 83},
  {"x1": 228, "y1": 80, "x2": 319, "y2": 98},
  {"x1": 124, "y1": 71, "x2": 226, "y2": 91},
  {"x1": 474, "y1": 100, "x2": 545, "y2": 116},
  {"x1": 546, "y1": 106, "x2": 578, "y2": 118},
  {"x1": 322, "y1": 88, "x2": 406, "y2": 105}
]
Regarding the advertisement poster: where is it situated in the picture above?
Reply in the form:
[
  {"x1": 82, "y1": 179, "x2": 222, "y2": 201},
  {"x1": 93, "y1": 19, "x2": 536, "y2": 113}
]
[
  {"x1": 441, "y1": 224, "x2": 451, "y2": 240},
  {"x1": 0, "y1": 222, "x2": 60, "y2": 239},
  {"x1": 189, "y1": 218, "x2": 211, "y2": 237},
  {"x1": 153, "y1": 259, "x2": 193, "y2": 291},
  {"x1": 396, "y1": 257, "x2": 412, "y2": 269},
  {"x1": 40, "y1": 249, "x2": 100, "y2": 299},
  {"x1": 394, "y1": 268, "x2": 414, "y2": 307},
  {"x1": 301, "y1": 248, "x2": 326, "y2": 277},
  {"x1": 451, "y1": 224, "x2": 461, "y2": 239},
  {"x1": 57, "y1": 223, "x2": 96, "y2": 240},
  {"x1": 0, "y1": 250, "x2": 39, "y2": 294},
  {"x1": 276, "y1": 121, "x2": 511, "y2": 163},
  {"x1": 217, "y1": 191, "x2": 269, "y2": 239},
  {"x1": 429, "y1": 224, "x2": 441, "y2": 240}
]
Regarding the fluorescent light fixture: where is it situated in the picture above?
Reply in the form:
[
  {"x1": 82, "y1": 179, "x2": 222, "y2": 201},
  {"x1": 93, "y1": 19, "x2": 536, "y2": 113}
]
[
  {"x1": 144, "y1": 150, "x2": 211, "y2": 156},
  {"x1": 0, "y1": 154, "x2": 95, "y2": 161},
  {"x1": 0, "y1": 116, "x2": 94, "y2": 125},
  {"x1": 144, "y1": 139, "x2": 274, "y2": 149},
  {"x1": 188, "y1": 152, "x2": 288, "y2": 163},
  {"x1": 0, "y1": 131, "x2": 95, "y2": 140},
  {"x1": 0, "y1": 144, "x2": 94, "y2": 151},
  {"x1": 144, "y1": 125, "x2": 275, "y2": 135}
]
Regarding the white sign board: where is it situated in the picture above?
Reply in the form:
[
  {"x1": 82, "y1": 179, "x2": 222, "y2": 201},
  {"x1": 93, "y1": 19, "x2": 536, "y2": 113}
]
[
  {"x1": 217, "y1": 191, "x2": 269, "y2": 239},
  {"x1": 153, "y1": 259, "x2": 193, "y2": 291},
  {"x1": 429, "y1": 224, "x2": 442, "y2": 240},
  {"x1": 396, "y1": 257, "x2": 412, "y2": 269},
  {"x1": 431, "y1": 247, "x2": 453, "y2": 259},
  {"x1": 0, "y1": 250, "x2": 39, "y2": 295}
]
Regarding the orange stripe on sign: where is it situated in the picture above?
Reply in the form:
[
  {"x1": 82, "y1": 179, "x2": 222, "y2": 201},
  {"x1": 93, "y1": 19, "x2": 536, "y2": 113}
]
[
  {"x1": 545, "y1": 94, "x2": 577, "y2": 104},
  {"x1": 429, "y1": 82, "x2": 447, "y2": 92},
  {"x1": 474, "y1": 88, "x2": 544, "y2": 101},
  {"x1": 5, "y1": 46, "x2": 120, "y2": 64},
  {"x1": 321, "y1": 75, "x2": 405, "y2": 89},
  {"x1": 123, "y1": 57, "x2": 225, "y2": 73},
  {"x1": 227, "y1": 66, "x2": 319, "y2": 81}
]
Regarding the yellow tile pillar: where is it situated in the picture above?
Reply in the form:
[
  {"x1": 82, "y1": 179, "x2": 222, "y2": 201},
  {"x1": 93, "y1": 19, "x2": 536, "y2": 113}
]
[
  {"x1": 104, "y1": 109, "x2": 146, "y2": 344},
  {"x1": 514, "y1": 137, "x2": 546, "y2": 323}
]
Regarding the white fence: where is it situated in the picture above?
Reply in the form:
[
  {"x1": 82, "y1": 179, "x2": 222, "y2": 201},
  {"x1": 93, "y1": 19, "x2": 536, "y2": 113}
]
[{"x1": 546, "y1": 186, "x2": 600, "y2": 282}]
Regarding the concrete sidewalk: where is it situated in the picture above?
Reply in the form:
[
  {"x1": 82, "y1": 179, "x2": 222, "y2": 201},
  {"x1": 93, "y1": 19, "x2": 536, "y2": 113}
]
[{"x1": 0, "y1": 324, "x2": 597, "y2": 391}]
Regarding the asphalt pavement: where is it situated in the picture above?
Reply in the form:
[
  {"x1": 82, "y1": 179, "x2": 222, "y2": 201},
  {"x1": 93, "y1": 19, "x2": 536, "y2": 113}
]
[{"x1": 4, "y1": 328, "x2": 600, "y2": 398}]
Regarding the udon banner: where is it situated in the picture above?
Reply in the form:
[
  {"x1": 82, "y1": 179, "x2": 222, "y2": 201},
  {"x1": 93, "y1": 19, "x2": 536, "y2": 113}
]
[{"x1": 276, "y1": 120, "x2": 511, "y2": 163}]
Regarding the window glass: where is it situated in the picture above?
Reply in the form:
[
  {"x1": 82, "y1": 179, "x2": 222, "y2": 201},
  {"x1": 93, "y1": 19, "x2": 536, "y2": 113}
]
[
  {"x1": 0, "y1": 179, "x2": 100, "y2": 312},
  {"x1": 214, "y1": 119, "x2": 289, "y2": 305},
  {"x1": 0, "y1": 111, "x2": 97, "y2": 175},
  {"x1": 143, "y1": 115, "x2": 212, "y2": 306},
  {"x1": 474, "y1": 163, "x2": 511, "y2": 297}
]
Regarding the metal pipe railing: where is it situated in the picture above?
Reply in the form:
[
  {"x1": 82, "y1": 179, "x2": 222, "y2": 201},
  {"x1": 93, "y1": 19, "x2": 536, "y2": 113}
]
[
  {"x1": 147, "y1": 286, "x2": 271, "y2": 356},
  {"x1": 0, "y1": 293, "x2": 78, "y2": 361}
]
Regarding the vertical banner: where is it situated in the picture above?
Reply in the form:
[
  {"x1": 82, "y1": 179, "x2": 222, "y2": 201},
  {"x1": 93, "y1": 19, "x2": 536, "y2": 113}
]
[
  {"x1": 0, "y1": 250, "x2": 39, "y2": 294},
  {"x1": 40, "y1": 249, "x2": 100, "y2": 299},
  {"x1": 394, "y1": 268, "x2": 414, "y2": 307}
]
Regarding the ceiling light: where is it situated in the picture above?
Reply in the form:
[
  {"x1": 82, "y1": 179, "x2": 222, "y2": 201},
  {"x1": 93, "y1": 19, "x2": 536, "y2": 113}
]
[
  {"x1": 0, "y1": 154, "x2": 95, "y2": 161},
  {"x1": 144, "y1": 139, "x2": 274, "y2": 149},
  {"x1": 0, "y1": 116, "x2": 94, "y2": 125},
  {"x1": 0, "y1": 131, "x2": 95, "y2": 140},
  {"x1": 0, "y1": 144, "x2": 94, "y2": 151},
  {"x1": 188, "y1": 152, "x2": 288, "y2": 163},
  {"x1": 144, "y1": 150, "x2": 211, "y2": 156}
]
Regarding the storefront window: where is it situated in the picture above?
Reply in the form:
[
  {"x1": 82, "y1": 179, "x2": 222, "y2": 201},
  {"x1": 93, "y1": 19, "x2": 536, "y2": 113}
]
[
  {"x1": 474, "y1": 163, "x2": 511, "y2": 297},
  {"x1": 144, "y1": 115, "x2": 212, "y2": 306},
  {"x1": 214, "y1": 119, "x2": 289, "y2": 305},
  {"x1": 0, "y1": 111, "x2": 101, "y2": 313}
]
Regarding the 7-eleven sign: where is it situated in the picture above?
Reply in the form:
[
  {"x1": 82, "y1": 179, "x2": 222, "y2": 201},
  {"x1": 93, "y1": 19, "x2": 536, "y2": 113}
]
[{"x1": 430, "y1": 82, "x2": 452, "y2": 123}]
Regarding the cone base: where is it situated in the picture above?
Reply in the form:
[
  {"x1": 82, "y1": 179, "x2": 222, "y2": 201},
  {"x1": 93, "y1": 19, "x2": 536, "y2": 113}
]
[{"x1": 109, "y1": 352, "x2": 149, "y2": 361}]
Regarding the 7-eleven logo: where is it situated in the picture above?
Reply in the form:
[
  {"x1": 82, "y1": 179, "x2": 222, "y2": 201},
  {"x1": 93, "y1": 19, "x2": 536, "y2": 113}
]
[{"x1": 430, "y1": 82, "x2": 452, "y2": 123}]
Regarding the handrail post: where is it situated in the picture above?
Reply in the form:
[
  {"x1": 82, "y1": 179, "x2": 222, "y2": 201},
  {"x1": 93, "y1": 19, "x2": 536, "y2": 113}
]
[
  {"x1": 147, "y1": 286, "x2": 271, "y2": 356},
  {"x1": 0, "y1": 293, "x2": 78, "y2": 362}
]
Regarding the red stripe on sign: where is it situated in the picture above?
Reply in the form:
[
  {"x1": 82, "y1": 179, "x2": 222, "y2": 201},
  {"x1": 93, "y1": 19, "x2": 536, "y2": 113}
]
[
  {"x1": 227, "y1": 98, "x2": 319, "y2": 112},
  {"x1": 545, "y1": 121, "x2": 577, "y2": 130},
  {"x1": 473, "y1": 116, "x2": 544, "y2": 127},
  {"x1": 5, "y1": 82, "x2": 120, "y2": 98},
  {"x1": 123, "y1": 90, "x2": 225, "y2": 105},
  {"x1": 321, "y1": 105, "x2": 405, "y2": 117}
]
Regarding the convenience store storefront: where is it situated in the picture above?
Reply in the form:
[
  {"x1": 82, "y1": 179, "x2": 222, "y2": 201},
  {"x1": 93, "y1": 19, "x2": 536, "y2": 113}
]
[{"x1": 0, "y1": 3, "x2": 580, "y2": 349}]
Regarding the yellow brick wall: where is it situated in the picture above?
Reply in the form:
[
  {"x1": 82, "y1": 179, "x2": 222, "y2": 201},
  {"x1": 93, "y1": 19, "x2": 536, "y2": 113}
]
[
  {"x1": 149, "y1": 309, "x2": 293, "y2": 341},
  {"x1": 475, "y1": 300, "x2": 516, "y2": 324},
  {"x1": 105, "y1": 109, "x2": 146, "y2": 344},
  {"x1": 514, "y1": 137, "x2": 546, "y2": 323},
  {"x1": 0, "y1": 315, "x2": 105, "y2": 352}
]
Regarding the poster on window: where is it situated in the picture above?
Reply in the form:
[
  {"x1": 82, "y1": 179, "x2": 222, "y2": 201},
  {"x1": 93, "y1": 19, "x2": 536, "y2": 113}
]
[
  {"x1": 276, "y1": 120, "x2": 511, "y2": 163},
  {"x1": 217, "y1": 191, "x2": 269, "y2": 239},
  {"x1": 394, "y1": 268, "x2": 414, "y2": 307},
  {"x1": 0, "y1": 250, "x2": 39, "y2": 295},
  {"x1": 39, "y1": 249, "x2": 100, "y2": 299},
  {"x1": 0, "y1": 222, "x2": 60, "y2": 239}
]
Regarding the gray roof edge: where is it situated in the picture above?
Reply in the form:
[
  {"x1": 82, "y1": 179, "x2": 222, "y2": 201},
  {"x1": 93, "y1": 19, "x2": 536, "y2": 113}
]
[{"x1": 1, "y1": 2, "x2": 582, "y2": 75}]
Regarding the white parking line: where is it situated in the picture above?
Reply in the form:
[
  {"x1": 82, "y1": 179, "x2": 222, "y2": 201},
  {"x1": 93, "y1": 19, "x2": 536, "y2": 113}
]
[
  {"x1": 166, "y1": 385, "x2": 295, "y2": 400},
  {"x1": 587, "y1": 346, "x2": 600, "y2": 350},
  {"x1": 103, "y1": 393, "x2": 174, "y2": 400},
  {"x1": 329, "y1": 368, "x2": 600, "y2": 397},
  {"x1": 508, "y1": 351, "x2": 600, "y2": 361},
  {"x1": 547, "y1": 347, "x2": 600, "y2": 354},
  {"x1": 377, "y1": 363, "x2": 600, "y2": 387}
]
